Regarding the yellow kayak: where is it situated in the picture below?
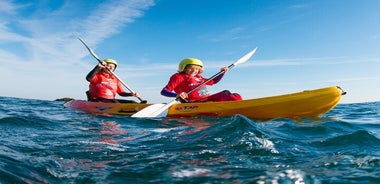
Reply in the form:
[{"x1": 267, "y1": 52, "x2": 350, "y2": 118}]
[
  {"x1": 64, "y1": 86, "x2": 345, "y2": 119},
  {"x1": 167, "y1": 86, "x2": 345, "y2": 119}
]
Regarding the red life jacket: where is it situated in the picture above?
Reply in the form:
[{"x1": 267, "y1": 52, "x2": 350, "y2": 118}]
[
  {"x1": 89, "y1": 72, "x2": 123, "y2": 100},
  {"x1": 165, "y1": 73, "x2": 215, "y2": 102}
]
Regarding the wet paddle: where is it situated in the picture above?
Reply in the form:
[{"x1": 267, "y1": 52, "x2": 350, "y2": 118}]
[
  {"x1": 132, "y1": 47, "x2": 258, "y2": 118},
  {"x1": 77, "y1": 37, "x2": 147, "y2": 103}
]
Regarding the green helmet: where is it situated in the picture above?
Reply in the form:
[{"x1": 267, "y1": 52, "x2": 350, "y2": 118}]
[
  {"x1": 178, "y1": 58, "x2": 203, "y2": 72},
  {"x1": 103, "y1": 59, "x2": 117, "y2": 68}
]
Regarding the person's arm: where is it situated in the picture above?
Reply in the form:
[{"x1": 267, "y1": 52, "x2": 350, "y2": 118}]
[
  {"x1": 211, "y1": 67, "x2": 229, "y2": 84},
  {"x1": 86, "y1": 65, "x2": 101, "y2": 82},
  {"x1": 161, "y1": 87, "x2": 177, "y2": 97},
  {"x1": 119, "y1": 92, "x2": 140, "y2": 97},
  {"x1": 119, "y1": 92, "x2": 132, "y2": 96},
  {"x1": 161, "y1": 74, "x2": 181, "y2": 98},
  {"x1": 161, "y1": 73, "x2": 189, "y2": 101},
  {"x1": 212, "y1": 73, "x2": 225, "y2": 84},
  {"x1": 161, "y1": 87, "x2": 189, "y2": 101},
  {"x1": 86, "y1": 61, "x2": 108, "y2": 82}
]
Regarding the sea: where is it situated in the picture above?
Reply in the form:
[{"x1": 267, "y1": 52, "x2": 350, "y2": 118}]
[{"x1": 0, "y1": 96, "x2": 379, "y2": 184}]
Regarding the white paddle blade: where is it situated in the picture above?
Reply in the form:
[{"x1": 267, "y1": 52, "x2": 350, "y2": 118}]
[
  {"x1": 131, "y1": 104, "x2": 166, "y2": 117},
  {"x1": 233, "y1": 47, "x2": 258, "y2": 66},
  {"x1": 131, "y1": 100, "x2": 179, "y2": 118}
]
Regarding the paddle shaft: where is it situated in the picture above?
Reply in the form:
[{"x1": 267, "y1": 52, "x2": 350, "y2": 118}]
[
  {"x1": 186, "y1": 47, "x2": 257, "y2": 96},
  {"x1": 77, "y1": 37, "x2": 146, "y2": 103},
  {"x1": 186, "y1": 63, "x2": 235, "y2": 95}
]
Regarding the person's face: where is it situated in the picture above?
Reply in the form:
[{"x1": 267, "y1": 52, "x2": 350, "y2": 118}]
[
  {"x1": 184, "y1": 64, "x2": 202, "y2": 76},
  {"x1": 106, "y1": 63, "x2": 116, "y2": 72}
]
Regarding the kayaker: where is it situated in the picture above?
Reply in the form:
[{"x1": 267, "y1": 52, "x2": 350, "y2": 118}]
[
  {"x1": 85, "y1": 59, "x2": 140, "y2": 103},
  {"x1": 160, "y1": 58, "x2": 242, "y2": 102}
]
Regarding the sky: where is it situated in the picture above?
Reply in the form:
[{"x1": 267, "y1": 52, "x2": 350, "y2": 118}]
[{"x1": 1, "y1": 0, "x2": 380, "y2": 104}]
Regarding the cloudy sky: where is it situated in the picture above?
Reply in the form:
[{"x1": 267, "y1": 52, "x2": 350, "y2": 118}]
[{"x1": 1, "y1": 0, "x2": 380, "y2": 103}]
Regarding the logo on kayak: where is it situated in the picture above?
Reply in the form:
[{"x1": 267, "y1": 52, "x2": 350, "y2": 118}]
[
  {"x1": 96, "y1": 106, "x2": 112, "y2": 111},
  {"x1": 175, "y1": 105, "x2": 199, "y2": 111}
]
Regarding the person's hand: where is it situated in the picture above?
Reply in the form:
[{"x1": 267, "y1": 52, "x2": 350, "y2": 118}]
[
  {"x1": 96, "y1": 62, "x2": 108, "y2": 72},
  {"x1": 221, "y1": 67, "x2": 229, "y2": 73},
  {"x1": 98, "y1": 62, "x2": 115, "y2": 72},
  {"x1": 177, "y1": 92, "x2": 188, "y2": 100},
  {"x1": 98, "y1": 61, "x2": 107, "y2": 68},
  {"x1": 132, "y1": 93, "x2": 140, "y2": 98}
]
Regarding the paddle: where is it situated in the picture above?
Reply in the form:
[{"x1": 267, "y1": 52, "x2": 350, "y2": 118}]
[
  {"x1": 132, "y1": 47, "x2": 258, "y2": 118},
  {"x1": 77, "y1": 37, "x2": 147, "y2": 103}
]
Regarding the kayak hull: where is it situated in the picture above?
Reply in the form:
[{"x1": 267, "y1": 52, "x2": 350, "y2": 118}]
[
  {"x1": 64, "y1": 86, "x2": 345, "y2": 119},
  {"x1": 64, "y1": 100, "x2": 151, "y2": 116}
]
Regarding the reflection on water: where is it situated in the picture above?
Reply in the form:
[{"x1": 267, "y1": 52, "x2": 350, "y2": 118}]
[
  {"x1": 161, "y1": 117, "x2": 216, "y2": 135},
  {"x1": 98, "y1": 121, "x2": 132, "y2": 144}
]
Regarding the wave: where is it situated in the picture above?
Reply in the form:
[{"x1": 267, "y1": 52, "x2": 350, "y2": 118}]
[
  {"x1": 1, "y1": 97, "x2": 380, "y2": 183},
  {"x1": 311, "y1": 130, "x2": 380, "y2": 153}
]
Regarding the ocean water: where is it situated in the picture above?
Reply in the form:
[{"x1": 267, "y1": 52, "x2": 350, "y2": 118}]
[{"x1": 0, "y1": 96, "x2": 379, "y2": 184}]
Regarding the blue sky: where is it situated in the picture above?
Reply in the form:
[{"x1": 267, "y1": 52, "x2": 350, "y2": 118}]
[{"x1": 1, "y1": 0, "x2": 380, "y2": 104}]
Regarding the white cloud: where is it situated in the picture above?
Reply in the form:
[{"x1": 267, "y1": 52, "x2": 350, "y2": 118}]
[
  {"x1": 77, "y1": 0, "x2": 154, "y2": 45},
  {"x1": 0, "y1": 0, "x2": 25, "y2": 15},
  {"x1": 0, "y1": 0, "x2": 155, "y2": 100}
]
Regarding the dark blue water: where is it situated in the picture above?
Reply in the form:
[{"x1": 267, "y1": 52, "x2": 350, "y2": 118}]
[{"x1": 0, "y1": 96, "x2": 379, "y2": 183}]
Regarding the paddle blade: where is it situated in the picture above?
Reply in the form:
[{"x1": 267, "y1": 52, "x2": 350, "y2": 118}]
[
  {"x1": 131, "y1": 104, "x2": 166, "y2": 118},
  {"x1": 131, "y1": 100, "x2": 179, "y2": 118},
  {"x1": 233, "y1": 47, "x2": 258, "y2": 67}
]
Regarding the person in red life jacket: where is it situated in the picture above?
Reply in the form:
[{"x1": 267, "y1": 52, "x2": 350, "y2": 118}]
[
  {"x1": 85, "y1": 59, "x2": 140, "y2": 103},
  {"x1": 160, "y1": 58, "x2": 242, "y2": 102}
]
